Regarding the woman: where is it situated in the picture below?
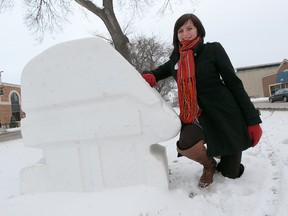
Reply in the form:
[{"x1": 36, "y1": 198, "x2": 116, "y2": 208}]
[{"x1": 142, "y1": 13, "x2": 262, "y2": 188}]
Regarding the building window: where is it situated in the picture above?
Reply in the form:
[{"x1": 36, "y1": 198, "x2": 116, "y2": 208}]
[
  {"x1": 11, "y1": 92, "x2": 20, "y2": 121},
  {"x1": 270, "y1": 85, "x2": 281, "y2": 95},
  {"x1": 269, "y1": 82, "x2": 288, "y2": 95}
]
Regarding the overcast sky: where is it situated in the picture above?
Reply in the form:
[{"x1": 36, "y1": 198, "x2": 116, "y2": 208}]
[{"x1": 1, "y1": 0, "x2": 287, "y2": 85}]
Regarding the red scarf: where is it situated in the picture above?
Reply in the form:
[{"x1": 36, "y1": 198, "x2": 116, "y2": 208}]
[{"x1": 177, "y1": 37, "x2": 201, "y2": 124}]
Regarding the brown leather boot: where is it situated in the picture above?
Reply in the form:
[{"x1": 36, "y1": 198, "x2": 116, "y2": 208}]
[{"x1": 177, "y1": 141, "x2": 217, "y2": 188}]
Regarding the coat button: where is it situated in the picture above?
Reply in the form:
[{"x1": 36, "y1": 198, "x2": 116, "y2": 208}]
[{"x1": 174, "y1": 63, "x2": 178, "y2": 70}]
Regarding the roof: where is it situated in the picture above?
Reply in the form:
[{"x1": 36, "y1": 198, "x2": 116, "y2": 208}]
[
  {"x1": 236, "y1": 62, "x2": 281, "y2": 72},
  {"x1": 2, "y1": 82, "x2": 21, "y2": 88}
]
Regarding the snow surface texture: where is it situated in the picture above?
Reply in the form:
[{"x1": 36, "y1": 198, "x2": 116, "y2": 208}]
[
  {"x1": 0, "y1": 110, "x2": 287, "y2": 216},
  {"x1": 20, "y1": 37, "x2": 181, "y2": 194}
]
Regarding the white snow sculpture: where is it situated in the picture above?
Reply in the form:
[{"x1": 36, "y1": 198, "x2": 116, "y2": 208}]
[{"x1": 20, "y1": 37, "x2": 181, "y2": 194}]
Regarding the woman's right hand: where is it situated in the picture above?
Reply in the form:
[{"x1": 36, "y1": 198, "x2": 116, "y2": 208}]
[{"x1": 142, "y1": 74, "x2": 157, "y2": 87}]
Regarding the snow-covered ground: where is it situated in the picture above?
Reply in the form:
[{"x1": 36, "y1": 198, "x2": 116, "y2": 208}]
[
  {"x1": 251, "y1": 97, "x2": 269, "y2": 102},
  {"x1": 0, "y1": 109, "x2": 287, "y2": 216},
  {"x1": 0, "y1": 127, "x2": 21, "y2": 135}
]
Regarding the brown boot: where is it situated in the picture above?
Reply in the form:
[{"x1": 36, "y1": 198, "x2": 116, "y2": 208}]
[
  {"x1": 177, "y1": 141, "x2": 217, "y2": 188},
  {"x1": 198, "y1": 157, "x2": 217, "y2": 188}
]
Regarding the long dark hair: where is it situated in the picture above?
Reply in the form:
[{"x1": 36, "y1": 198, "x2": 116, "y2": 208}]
[{"x1": 172, "y1": 14, "x2": 206, "y2": 55}]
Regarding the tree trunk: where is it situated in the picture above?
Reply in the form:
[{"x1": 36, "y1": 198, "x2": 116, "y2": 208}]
[{"x1": 75, "y1": 0, "x2": 132, "y2": 63}]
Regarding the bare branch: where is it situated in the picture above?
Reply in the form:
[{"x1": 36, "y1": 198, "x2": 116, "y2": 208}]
[
  {"x1": 93, "y1": 33, "x2": 114, "y2": 45},
  {"x1": 157, "y1": 0, "x2": 172, "y2": 14},
  {"x1": 0, "y1": 0, "x2": 14, "y2": 13},
  {"x1": 157, "y1": 0, "x2": 198, "y2": 14},
  {"x1": 103, "y1": 0, "x2": 113, "y2": 10},
  {"x1": 75, "y1": 0, "x2": 104, "y2": 18},
  {"x1": 122, "y1": 18, "x2": 134, "y2": 36},
  {"x1": 116, "y1": 0, "x2": 153, "y2": 17},
  {"x1": 24, "y1": 0, "x2": 72, "y2": 42}
]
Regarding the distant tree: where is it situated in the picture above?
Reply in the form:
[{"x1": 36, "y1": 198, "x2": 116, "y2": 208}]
[
  {"x1": 0, "y1": 0, "x2": 195, "y2": 63},
  {"x1": 156, "y1": 77, "x2": 178, "y2": 106},
  {"x1": 131, "y1": 35, "x2": 172, "y2": 72},
  {"x1": 130, "y1": 35, "x2": 178, "y2": 106}
]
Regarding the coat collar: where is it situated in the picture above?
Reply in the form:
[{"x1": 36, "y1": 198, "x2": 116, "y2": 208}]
[{"x1": 193, "y1": 38, "x2": 204, "y2": 57}]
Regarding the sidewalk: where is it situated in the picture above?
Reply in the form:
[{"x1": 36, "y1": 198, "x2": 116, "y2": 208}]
[
  {"x1": 0, "y1": 128, "x2": 22, "y2": 142},
  {"x1": 0, "y1": 127, "x2": 21, "y2": 135},
  {"x1": 251, "y1": 98, "x2": 288, "y2": 111}
]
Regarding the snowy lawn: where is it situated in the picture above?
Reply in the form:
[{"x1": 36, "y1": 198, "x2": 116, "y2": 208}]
[{"x1": 0, "y1": 110, "x2": 287, "y2": 216}]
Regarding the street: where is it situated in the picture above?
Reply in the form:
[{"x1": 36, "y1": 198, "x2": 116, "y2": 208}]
[
  {"x1": 0, "y1": 130, "x2": 22, "y2": 143},
  {"x1": 253, "y1": 100, "x2": 288, "y2": 110}
]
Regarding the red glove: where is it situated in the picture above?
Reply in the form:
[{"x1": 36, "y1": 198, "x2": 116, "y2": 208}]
[
  {"x1": 248, "y1": 124, "x2": 262, "y2": 147},
  {"x1": 142, "y1": 74, "x2": 157, "y2": 87}
]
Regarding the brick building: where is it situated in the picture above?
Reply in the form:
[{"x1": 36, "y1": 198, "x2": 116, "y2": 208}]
[
  {"x1": 236, "y1": 59, "x2": 288, "y2": 97},
  {"x1": 0, "y1": 82, "x2": 23, "y2": 128},
  {"x1": 262, "y1": 59, "x2": 288, "y2": 96}
]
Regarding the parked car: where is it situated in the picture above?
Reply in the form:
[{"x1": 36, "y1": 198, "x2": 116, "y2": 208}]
[{"x1": 269, "y1": 88, "x2": 288, "y2": 103}]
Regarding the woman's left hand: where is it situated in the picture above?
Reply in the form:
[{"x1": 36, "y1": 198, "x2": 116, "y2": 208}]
[{"x1": 248, "y1": 124, "x2": 262, "y2": 147}]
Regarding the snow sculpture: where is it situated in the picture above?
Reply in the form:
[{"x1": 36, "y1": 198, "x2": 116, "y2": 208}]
[{"x1": 20, "y1": 37, "x2": 181, "y2": 194}]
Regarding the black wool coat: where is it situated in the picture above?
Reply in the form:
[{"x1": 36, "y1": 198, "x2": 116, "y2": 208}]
[{"x1": 148, "y1": 41, "x2": 262, "y2": 157}]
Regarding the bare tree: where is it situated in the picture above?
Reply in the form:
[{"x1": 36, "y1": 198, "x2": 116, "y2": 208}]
[
  {"x1": 0, "y1": 0, "x2": 194, "y2": 63},
  {"x1": 131, "y1": 35, "x2": 171, "y2": 72},
  {"x1": 156, "y1": 76, "x2": 178, "y2": 106},
  {"x1": 24, "y1": 0, "x2": 72, "y2": 38},
  {"x1": 130, "y1": 35, "x2": 178, "y2": 106}
]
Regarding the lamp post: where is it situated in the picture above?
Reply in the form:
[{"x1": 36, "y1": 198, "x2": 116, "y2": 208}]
[{"x1": 0, "y1": 70, "x2": 3, "y2": 85}]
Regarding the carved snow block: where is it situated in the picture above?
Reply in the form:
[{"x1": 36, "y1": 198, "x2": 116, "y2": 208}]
[{"x1": 20, "y1": 37, "x2": 181, "y2": 194}]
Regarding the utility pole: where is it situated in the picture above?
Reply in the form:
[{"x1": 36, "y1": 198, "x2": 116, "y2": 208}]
[{"x1": 0, "y1": 71, "x2": 3, "y2": 95}]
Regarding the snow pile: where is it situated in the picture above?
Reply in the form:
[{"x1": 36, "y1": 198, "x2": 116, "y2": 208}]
[{"x1": 20, "y1": 37, "x2": 180, "y2": 194}]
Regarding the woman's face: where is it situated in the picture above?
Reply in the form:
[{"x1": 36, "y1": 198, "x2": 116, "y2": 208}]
[{"x1": 177, "y1": 19, "x2": 198, "y2": 42}]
